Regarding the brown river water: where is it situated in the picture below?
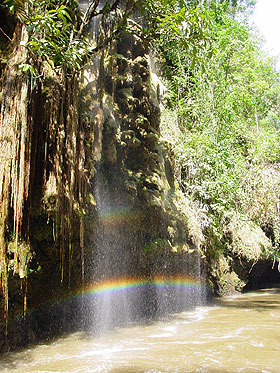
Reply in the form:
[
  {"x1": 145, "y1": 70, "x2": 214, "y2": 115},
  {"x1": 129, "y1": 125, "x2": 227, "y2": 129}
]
[{"x1": 1, "y1": 288, "x2": 280, "y2": 372}]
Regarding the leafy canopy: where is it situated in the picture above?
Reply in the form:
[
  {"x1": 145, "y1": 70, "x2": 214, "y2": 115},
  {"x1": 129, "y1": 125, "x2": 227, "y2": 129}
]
[{"x1": 159, "y1": 0, "x2": 280, "y2": 260}]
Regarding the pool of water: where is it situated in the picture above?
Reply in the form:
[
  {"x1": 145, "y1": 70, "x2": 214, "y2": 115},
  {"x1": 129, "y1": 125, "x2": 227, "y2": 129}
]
[{"x1": 1, "y1": 288, "x2": 280, "y2": 372}]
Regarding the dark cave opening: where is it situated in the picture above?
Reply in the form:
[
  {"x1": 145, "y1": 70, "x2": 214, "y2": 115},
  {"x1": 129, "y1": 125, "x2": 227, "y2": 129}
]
[{"x1": 243, "y1": 260, "x2": 280, "y2": 292}]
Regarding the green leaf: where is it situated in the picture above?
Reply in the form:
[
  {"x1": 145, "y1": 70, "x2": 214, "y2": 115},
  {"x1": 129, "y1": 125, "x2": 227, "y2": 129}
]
[
  {"x1": 61, "y1": 8, "x2": 72, "y2": 21},
  {"x1": 18, "y1": 63, "x2": 36, "y2": 75}
]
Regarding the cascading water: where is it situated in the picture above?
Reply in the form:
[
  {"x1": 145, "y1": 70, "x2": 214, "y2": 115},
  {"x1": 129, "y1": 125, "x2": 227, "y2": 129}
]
[
  {"x1": 78, "y1": 0, "x2": 207, "y2": 335},
  {"x1": 90, "y1": 169, "x2": 134, "y2": 332},
  {"x1": 154, "y1": 253, "x2": 207, "y2": 317},
  {"x1": 84, "y1": 169, "x2": 208, "y2": 332}
]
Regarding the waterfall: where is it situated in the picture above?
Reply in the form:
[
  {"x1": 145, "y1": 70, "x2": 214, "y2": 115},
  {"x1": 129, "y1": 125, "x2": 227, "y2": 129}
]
[
  {"x1": 78, "y1": 0, "x2": 207, "y2": 334},
  {"x1": 90, "y1": 170, "x2": 133, "y2": 332},
  {"x1": 151, "y1": 247, "x2": 207, "y2": 319}
]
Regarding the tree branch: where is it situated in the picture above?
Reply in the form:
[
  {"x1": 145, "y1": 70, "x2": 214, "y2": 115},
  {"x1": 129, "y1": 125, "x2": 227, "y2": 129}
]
[
  {"x1": 0, "y1": 27, "x2": 12, "y2": 42},
  {"x1": 78, "y1": 0, "x2": 137, "y2": 69},
  {"x1": 77, "y1": 0, "x2": 122, "y2": 39}
]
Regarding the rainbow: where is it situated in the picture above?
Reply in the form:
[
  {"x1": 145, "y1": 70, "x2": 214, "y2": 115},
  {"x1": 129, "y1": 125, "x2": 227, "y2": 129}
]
[
  {"x1": 82, "y1": 275, "x2": 204, "y2": 297},
  {"x1": 97, "y1": 207, "x2": 143, "y2": 226},
  {"x1": 10, "y1": 275, "x2": 206, "y2": 321}
]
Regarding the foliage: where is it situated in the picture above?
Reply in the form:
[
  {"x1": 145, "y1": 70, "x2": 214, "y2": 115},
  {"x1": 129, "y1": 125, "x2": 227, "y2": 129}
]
[
  {"x1": 2, "y1": 0, "x2": 224, "y2": 75},
  {"x1": 7, "y1": 240, "x2": 32, "y2": 278},
  {"x1": 159, "y1": 1, "x2": 280, "y2": 263},
  {"x1": 3, "y1": 0, "x2": 232, "y2": 75},
  {"x1": 23, "y1": 1, "x2": 82, "y2": 70},
  {"x1": 2, "y1": 0, "x2": 140, "y2": 73}
]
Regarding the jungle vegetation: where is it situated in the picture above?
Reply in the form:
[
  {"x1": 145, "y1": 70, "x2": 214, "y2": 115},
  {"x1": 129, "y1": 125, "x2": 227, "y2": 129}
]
[
  {"x1": 157, "y1": 0, "x2": 280, "y2": 271},
  {"x1": 0, "y1": 0, "x2": 280, "y2": 322}
]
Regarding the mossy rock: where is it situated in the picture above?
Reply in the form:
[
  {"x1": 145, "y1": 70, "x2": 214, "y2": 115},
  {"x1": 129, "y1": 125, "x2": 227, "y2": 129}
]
[
  {"x1": 121, "y1": 130, "x2": 141, "y2": 148},
  {"x1": 135, "y1": 115, "x2": 150, "y2": 130}
]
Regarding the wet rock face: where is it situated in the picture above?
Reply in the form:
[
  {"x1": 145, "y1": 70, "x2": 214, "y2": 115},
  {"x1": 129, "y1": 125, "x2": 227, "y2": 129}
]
[
  {"x1": 208, "y1": 256, "x2": 246, "y2": 296},
  {"x1": 80, "y1": 31, "x2": 163, "y2": 205},
  {"x1": 107, "y1": 34, "x2": 161, "y2": 172},
  {"x1": 81, "y1": 30, "x2": 204, "y2": 288},
  {"x1": 0, "y1": 18, "x2": 201, "y2": 352}
]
